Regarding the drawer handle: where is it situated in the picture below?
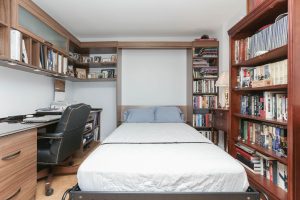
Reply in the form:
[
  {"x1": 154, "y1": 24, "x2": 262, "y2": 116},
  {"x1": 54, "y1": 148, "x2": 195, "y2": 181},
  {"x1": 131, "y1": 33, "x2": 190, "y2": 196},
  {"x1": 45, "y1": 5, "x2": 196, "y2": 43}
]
[
  {"x1": 6, "y1": 188, "x2": 21, "y2": 200},
  {"x1": 2, "y1": 150, "x2": 21, "y2": 161}
]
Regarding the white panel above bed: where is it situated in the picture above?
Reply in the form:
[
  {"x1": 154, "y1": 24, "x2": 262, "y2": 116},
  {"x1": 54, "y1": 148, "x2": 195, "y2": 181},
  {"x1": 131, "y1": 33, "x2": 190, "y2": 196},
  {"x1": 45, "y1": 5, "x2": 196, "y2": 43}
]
[{"x1": 121, "y1": 49, "x2": 187, "y2": 105}]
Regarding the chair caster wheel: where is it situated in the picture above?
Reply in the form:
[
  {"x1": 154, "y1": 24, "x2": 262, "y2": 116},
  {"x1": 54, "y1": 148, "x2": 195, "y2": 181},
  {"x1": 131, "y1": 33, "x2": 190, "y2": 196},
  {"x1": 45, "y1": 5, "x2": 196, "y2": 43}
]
[{"x1": 46, "y1": 188, "x2": 54, "y2": 196}]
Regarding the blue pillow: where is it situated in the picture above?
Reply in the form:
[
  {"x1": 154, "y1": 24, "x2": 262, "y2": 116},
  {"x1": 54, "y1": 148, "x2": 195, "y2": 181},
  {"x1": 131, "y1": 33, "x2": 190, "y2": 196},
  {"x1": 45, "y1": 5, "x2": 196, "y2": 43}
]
[
  {"x1": 154, "y1": 106, "x2": 184, "y2": 123},
  {"x1": 124, "y1": 107, "x2": 155, "y2": 123}
]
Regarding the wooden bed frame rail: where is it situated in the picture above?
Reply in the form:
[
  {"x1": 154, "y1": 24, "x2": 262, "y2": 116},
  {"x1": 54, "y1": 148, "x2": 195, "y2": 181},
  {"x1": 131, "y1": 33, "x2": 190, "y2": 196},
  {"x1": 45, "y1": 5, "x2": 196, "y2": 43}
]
[{"x1": 69, "y1": 186, "x2": 259, "y2": 200}]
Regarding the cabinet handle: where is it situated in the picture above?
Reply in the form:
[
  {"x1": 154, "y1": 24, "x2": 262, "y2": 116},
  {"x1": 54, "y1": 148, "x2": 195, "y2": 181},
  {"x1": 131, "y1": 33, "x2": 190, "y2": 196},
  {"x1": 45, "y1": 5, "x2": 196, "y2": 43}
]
[
  {"x1": 2, "y1": 150, "x2": 21, "y2": 161},
  {"x1": 6, "y1": 188, "x2": 21, "y2": 200}
]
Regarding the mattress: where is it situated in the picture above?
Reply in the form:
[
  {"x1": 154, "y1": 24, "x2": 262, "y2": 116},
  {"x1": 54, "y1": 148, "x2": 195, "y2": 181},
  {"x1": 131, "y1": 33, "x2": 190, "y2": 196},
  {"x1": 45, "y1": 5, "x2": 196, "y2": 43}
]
[{"x1": 78, "y1": 123, "x2": 249, "y2": 192}]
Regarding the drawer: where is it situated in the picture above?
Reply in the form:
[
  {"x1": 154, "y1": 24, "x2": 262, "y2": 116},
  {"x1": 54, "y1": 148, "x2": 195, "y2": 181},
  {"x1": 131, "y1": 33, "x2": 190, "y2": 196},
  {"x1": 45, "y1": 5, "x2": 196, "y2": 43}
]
[
  {"x1": 0, "y1": 129, "x2": 37, "y2": 182},
  {"x1": 0, "y1": 163, "x2": 36, "y2": 200}
]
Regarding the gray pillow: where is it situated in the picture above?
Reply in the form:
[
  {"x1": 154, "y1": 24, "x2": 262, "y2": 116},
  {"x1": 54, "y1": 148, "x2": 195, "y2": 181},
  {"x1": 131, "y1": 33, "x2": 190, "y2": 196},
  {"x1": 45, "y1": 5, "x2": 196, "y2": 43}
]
[
  {"x1": 124, "y1": 107, "x2": 155, "y2": 123},
  {"x1": 154, "y1": 106, "x2": 184, "y2": 123}
]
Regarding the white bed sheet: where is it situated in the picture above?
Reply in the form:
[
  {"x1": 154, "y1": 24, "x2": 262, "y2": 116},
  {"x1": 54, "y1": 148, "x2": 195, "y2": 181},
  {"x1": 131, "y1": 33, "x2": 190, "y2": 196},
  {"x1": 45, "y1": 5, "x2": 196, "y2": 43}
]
[{"x1": 78, "y1": 123, "x2": 249, "y2": 192}]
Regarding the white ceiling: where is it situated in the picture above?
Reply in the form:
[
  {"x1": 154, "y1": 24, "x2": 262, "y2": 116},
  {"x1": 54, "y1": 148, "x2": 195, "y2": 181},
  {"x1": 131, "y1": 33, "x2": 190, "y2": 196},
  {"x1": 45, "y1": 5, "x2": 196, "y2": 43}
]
[{"x1": 32, "y1": 0, "x2": 246, "y2": 41}]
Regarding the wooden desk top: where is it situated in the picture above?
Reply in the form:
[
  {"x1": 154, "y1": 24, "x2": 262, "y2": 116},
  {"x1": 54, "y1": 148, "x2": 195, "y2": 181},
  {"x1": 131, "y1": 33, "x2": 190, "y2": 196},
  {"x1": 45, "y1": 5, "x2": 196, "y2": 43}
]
[{"x1": 0, "y1": 120, "x2": 59, "y2": 138}]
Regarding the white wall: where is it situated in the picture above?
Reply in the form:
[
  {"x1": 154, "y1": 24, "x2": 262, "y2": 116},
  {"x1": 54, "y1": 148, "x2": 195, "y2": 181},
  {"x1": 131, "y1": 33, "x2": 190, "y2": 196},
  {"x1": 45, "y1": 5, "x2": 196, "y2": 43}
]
[
  {"x1": 121, "y1": 49, "x2": 187, "y2": 105},
  {"x1": 68, "y1": 82, "x2": 116, "y2": 141},
  {"x1": 216, "y1": 3, "x2": 247, "y2": 107},
  {"x1": 0, "y1": 66, "x2": 54, "y2": 118}
]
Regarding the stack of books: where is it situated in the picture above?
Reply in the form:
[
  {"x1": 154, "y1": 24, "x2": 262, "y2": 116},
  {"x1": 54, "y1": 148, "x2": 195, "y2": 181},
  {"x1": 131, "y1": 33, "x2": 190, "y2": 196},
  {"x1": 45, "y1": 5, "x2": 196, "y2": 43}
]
[
  {"x1": 238, "y1": 59, "x2": 288, "y2": 88},
  {"x1": 193, "y1": 80, "x2": 217, "y2": 93},
  {"x1": 193, "y1": 68, "x2": 218, "y2": 78},
  {"x1": 194, "y1": 47, "x2": 218, "y2": 58},
  {"x1": 192, "y1": 113, "x2": 212, "y2": 127},
  {"x1": 240, "y1": 91, "x2": 287, "y2": 121},
  {"x1": 236, "y1": 144, "x2": 288, "y2": 191},
  {"x1": 234, "y1": 15, "x2": 288, "y2": 63},
  {"x1": 199, "y1": 131, "x2": 218, "y2": 144},
  {"x1": 239, "y1": 120, "x2": 287, "y2": 157},
  {"x1": 193, "y1": 96, "x2": 217, "y2": 109}
]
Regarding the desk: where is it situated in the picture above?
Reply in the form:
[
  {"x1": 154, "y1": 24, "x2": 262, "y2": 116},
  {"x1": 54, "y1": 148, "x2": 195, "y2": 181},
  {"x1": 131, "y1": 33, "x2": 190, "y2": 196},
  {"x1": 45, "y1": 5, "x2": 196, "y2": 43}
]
[{"x1": 0, "y1": 108, "x2": 102, "y2": 200}]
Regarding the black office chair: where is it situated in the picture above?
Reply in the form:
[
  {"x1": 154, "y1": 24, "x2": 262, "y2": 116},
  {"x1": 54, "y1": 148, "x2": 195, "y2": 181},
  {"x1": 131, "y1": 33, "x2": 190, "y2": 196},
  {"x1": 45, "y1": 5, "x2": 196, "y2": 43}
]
[{"x1": 37, "y1": 103, "x2": 91, "y2": 196}]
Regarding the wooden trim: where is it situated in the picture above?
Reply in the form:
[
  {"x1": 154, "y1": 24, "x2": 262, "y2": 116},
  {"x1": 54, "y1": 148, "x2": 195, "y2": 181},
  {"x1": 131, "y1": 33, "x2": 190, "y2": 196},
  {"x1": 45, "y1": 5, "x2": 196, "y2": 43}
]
[
  {"x1": 192, "y1": 40, "x2": 219, "y2": 47},
  {"x1": 118, "y1": 106, "x2": 187, "y2": 123},
  {"x1": 18, "y1": 0, "x2": 80, "y2": 46},
  {"x1": 117, "y1": 41, "x2": 192, "y2": 49},
  {"x1": 228, "y1": 0, "x2": 287, "y2": 39},
  {"x1": 80, "y1": 41, "x2": 118, "y2": 48}
]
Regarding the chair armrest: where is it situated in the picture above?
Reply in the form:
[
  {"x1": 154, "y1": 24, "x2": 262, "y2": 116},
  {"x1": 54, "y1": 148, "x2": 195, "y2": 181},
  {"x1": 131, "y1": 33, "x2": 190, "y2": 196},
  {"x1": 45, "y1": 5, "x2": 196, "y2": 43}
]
[{"x1": 38, "y1": 132, "x2": 64, "y2": 139}]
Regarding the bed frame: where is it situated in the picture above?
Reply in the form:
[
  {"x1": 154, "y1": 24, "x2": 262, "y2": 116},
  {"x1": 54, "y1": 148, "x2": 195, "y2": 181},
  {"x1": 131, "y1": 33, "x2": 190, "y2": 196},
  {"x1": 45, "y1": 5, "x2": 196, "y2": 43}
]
[{"x1": 69, "y1": 185, "x2": 259, "y2": 200}]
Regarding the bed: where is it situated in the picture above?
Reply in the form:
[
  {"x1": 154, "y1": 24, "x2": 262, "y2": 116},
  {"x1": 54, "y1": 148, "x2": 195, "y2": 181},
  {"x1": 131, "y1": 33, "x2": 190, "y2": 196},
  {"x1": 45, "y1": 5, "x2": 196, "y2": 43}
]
[{"x1": 69, "y1": 107, "x2": 259, "y2": 200}]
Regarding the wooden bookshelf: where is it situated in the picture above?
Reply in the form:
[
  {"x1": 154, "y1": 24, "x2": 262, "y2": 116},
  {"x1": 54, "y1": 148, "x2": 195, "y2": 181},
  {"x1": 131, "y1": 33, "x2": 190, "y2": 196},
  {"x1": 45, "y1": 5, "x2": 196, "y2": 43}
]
[
  {"x1": 233, "y1": 113, "x2": 288, "y2": 126},
  {"x1": 233, "y1": 84, "x2": 288, "y2": 92},
  {"x1": 232, "y1": 45, "x2": 287, "y2": 67},
  {"x1": 186, "y1": 41, "x2": 219, "y2": 136},
  {"x1": 228, "y1": 0, "x2": 300, "y2": 199},
  {"x1": 246, "y1": 168, "x2": 287, "y2": 200}
]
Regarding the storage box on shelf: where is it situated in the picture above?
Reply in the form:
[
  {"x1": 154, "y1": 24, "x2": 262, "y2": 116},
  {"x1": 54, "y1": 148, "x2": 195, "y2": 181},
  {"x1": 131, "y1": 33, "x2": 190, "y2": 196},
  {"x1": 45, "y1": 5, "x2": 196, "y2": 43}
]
[{"x1": 228, "y1": 0, "x2": 295, "y2": 199}]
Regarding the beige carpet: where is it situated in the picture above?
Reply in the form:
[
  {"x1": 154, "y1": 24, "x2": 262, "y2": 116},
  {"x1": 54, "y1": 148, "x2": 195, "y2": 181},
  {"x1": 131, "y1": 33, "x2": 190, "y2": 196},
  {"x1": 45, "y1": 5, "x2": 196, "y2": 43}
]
[{"x1": 36, "y1": 175, "x2": 77, "y2": 200}]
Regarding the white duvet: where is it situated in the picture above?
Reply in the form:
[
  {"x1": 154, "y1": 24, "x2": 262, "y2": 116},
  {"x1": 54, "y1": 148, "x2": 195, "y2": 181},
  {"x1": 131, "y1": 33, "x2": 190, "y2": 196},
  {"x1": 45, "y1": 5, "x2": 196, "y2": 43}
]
[{"x1": 78, "y1": 123, "x2": 249, "y2": 192}]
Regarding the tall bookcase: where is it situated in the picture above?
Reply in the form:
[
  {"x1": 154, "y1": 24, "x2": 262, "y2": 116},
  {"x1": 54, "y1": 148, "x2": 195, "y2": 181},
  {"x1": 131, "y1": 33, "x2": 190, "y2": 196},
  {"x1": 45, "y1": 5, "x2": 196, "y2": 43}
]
[
  {"x1": 228, "y1": 0, "x2": 300, "y2": 199},
  {"x1": 187, "y1": 41, "x2": 219, "y2": 143}
]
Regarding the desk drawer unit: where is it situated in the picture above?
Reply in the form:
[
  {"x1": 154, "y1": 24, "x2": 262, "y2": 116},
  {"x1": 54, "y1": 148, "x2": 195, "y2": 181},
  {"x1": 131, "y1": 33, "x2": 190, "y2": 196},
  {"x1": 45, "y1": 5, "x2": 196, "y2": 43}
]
[{"x1": 0, "y1": 129, "x2": 37, "y2": 200}]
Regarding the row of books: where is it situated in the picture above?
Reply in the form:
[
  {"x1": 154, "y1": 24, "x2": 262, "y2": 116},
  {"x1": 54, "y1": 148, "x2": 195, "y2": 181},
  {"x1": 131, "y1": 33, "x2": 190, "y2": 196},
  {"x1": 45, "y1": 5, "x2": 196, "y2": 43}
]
[
  {"x1": 234, "y1": 15, "x2": 288, "y2": 63},
  {"x1": 199, "y1": 131, "x2": 218, "y2": 144},
  {"x1": 192, "y1": 114, "x2": 212, "y2": 127},
  {"x1": 239, "y1": 119, "x2": 287, "y2": 157},
  {"x1": 240, "y1": 92, "x2": 287, "y2": 121},
  {"x1": 194, "y1": 47, "x2": 218, "y2": 58},
  {"x1": 235, "y1": 144, "x2": 287, "y2": 191},
  {"x1": 193, "y1": 80, "x2": 218, "y2": 94},
  {"x1": 193, "y1": 96, "x2": 218, "y2": 109},
  {"x1": 238, "y1": 59, "x2": 288, "y2": 88},
  {"x1": 193, "y1": 68, "x2": 218, "y2": 79},
  {"x1": 10, "y1": 29, "x2": 68, "y2": 73},
  {"x1": 39, "y1": 45, "x2": 67, "y2": 73}
]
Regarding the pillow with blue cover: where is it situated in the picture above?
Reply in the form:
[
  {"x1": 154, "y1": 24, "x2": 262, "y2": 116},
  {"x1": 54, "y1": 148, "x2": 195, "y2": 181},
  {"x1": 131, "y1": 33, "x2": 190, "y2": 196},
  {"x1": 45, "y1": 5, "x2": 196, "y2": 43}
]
[
  {"x1": 124, "y1": 107, "x2": 155, "y2": 123},
  {"x1": 154, "y1": 106, "x2": 184, "y2": 123}
]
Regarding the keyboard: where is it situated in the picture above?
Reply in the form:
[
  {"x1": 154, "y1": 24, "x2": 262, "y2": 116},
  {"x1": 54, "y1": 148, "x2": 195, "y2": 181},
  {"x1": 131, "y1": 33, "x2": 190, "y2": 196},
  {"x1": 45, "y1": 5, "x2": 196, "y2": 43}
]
[{"x1": 23, "y1": 115, "x2": 61, "y2": 123}]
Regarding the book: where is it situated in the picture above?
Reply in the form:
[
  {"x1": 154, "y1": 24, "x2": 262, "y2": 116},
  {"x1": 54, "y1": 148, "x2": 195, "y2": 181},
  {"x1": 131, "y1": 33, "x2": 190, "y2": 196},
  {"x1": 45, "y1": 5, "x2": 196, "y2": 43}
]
[
  {"x1": 237, "y1": 59, "x2": 288, "y2": 88},
  {"x1": 277, "y1": 162, "x2": 288, "y2": 191},
  {"x1": 193, "y1": 80, "x2": 218, "y2": 93},
  {"x1": 58, "y1": 55, "x2": 63, "y2": 73},
  {"x1": 10, "y1": 29, "x2": 21, "y2": 61},
  {"x1": 234, "y1": 15, "x2": 288, "y2": 64},
  {"x1": 63, "y1": 57, "x2": 68, "y2": 74},
  {"x1": 193, "y1": 96, "x2": 217, "y2": 109},
  {"x1": 239, "y1": 120, "x2": 287, "y2": 157},
  {"x1": 21, "y1": 39, "x2": 28, "y2": 64},
  {"x1": 192, "y1": 113, "x2": 212, "y2": 127}
]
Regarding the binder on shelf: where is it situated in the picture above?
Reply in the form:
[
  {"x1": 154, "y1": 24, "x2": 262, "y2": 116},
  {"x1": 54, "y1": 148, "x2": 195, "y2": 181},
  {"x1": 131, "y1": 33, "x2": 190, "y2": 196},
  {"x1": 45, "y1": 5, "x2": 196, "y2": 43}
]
[{"x1": 10, "y1": 29, "x2": 21, "y2": 61}]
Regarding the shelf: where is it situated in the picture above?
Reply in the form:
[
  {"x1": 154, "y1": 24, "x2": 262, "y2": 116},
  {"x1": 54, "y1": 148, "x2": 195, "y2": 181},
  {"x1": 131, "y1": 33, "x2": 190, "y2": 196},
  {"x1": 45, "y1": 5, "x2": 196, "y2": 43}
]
[
  {"x1": 69, "y1": 58, "x2": 117, "y2": 68},
  {"x1": 0, "y1": 57, "x2": 116, "y2": 82},
  {"x1": 236, "y1": 139, "x2": 287, "y2": 164},
  {"x1": 228, "y1": 0, "x2": 288, "y2": 39},
  {"x1": 233, "y1": 84, "x2": 288, "y2": 92},
  {"x1": 193, "y1": 77, "x2": 218, "y2": 80},
  {"x1": 71, "y1": 78, "x2": 116, "y2": 82},
  {"x1": 194, "y1": 126, "x2": 212, "y2": 129},
  {"x1": 232, "y1": 45, "x2": 287, "y2": 67},
  {"x1": 233, "y1": 113, "x2": 287, "y2": 127},
  {"x1": 193, "y1": 93, "x2": 218, "y2": 95},
  {"x1": 245, "y1": 168, "x2": 287, "y2": 200},
  {"x1": 0, "y1": 19, "x2": 8, "y2": 27}
]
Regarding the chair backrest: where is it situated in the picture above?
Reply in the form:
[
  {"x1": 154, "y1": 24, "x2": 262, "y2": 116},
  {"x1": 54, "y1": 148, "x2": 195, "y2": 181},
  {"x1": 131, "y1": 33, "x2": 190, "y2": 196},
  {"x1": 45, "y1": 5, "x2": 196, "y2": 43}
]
[{"x1": 51, "y1": 103, "x2": 91, "y2": 162}]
